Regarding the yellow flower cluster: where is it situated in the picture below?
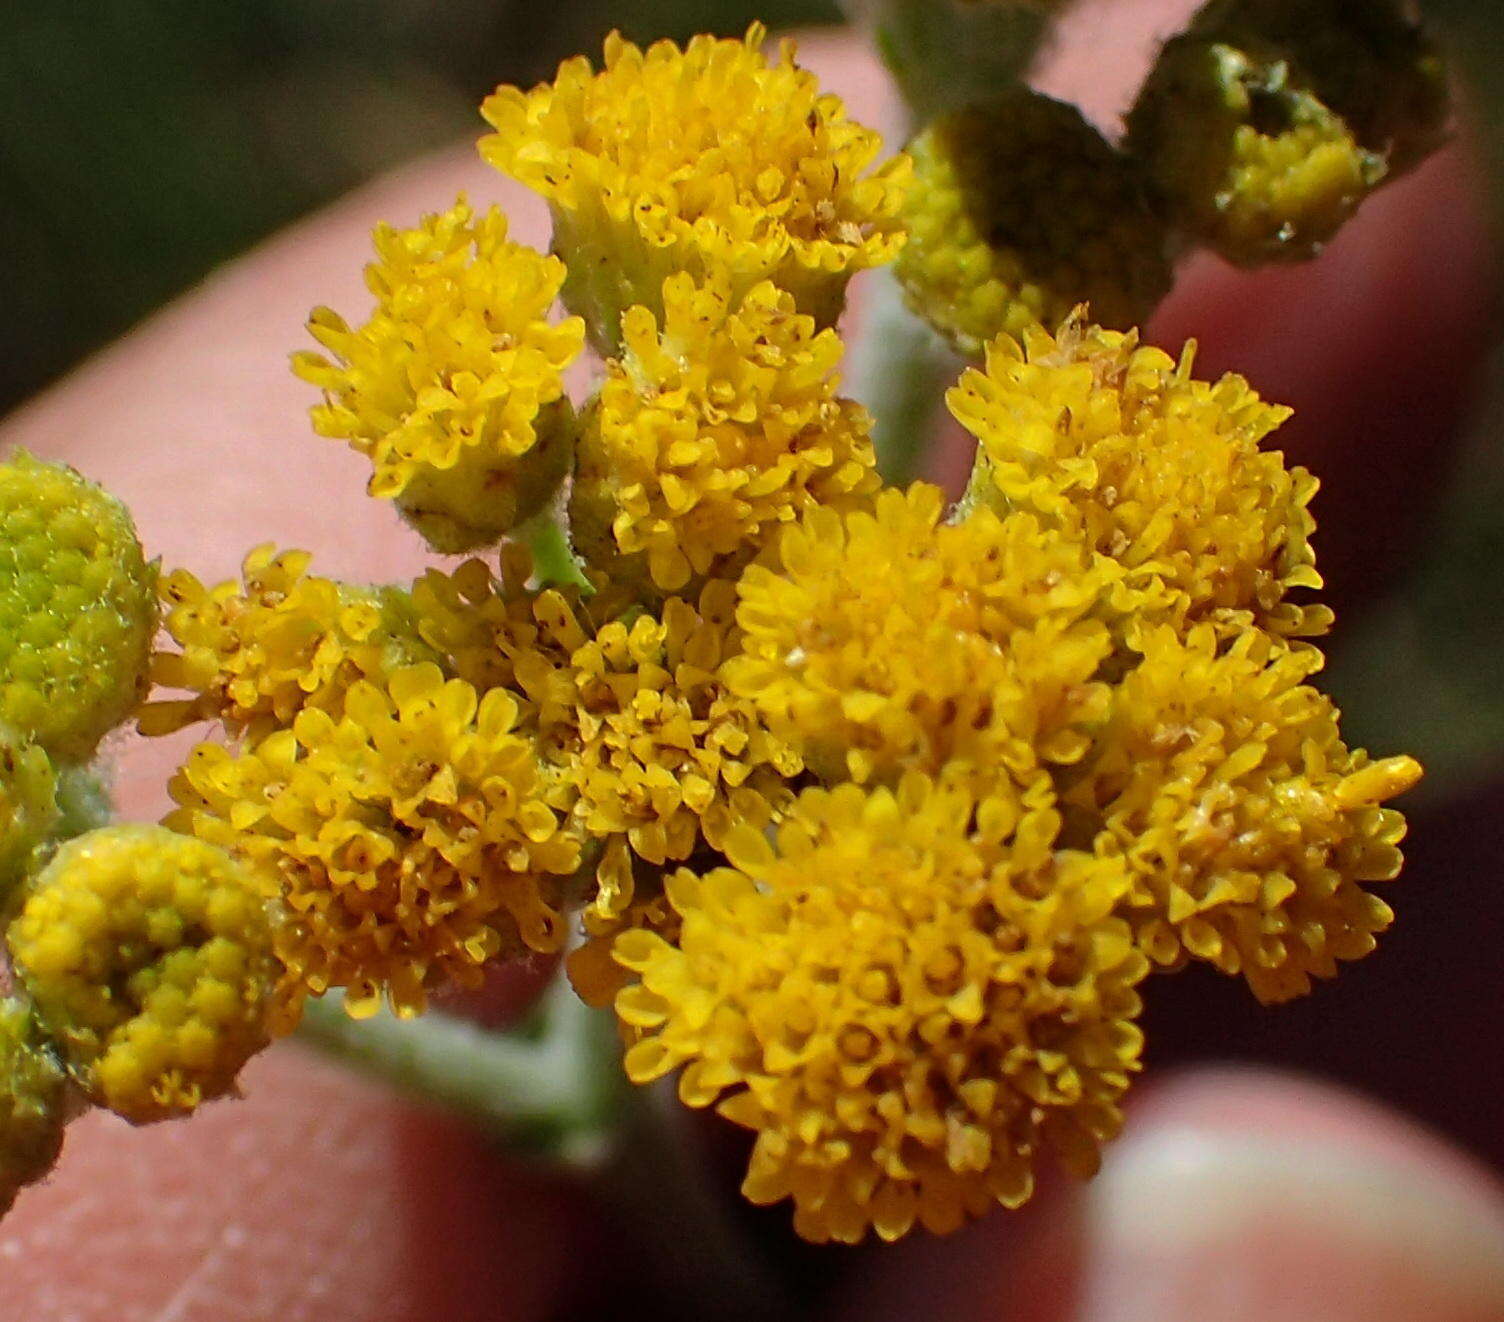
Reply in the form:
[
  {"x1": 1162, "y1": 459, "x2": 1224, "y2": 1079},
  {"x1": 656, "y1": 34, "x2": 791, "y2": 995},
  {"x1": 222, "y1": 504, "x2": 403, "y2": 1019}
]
[
  {"x1": 619, "y1": 774, "x2": 1146, "y2": 1243},
  {"x1": 480, "y1": 25, "x2": 910, "y2": 352},
  {"x1": 948, "y1": 315, "x2": 1329, "y2": 643},
  {"x1": 141, "y1": 545, "x2": 436, "y2": 741},
  {"x1": 402, "y1": 555, "x2": 801, "y2": 1005},
  {"x1": 293, "y1": 199, "x2": 585, "y2": 552},
  {"x1": 622, "y1": 307, "x2": 1416, "y2": 1237},
  {"x1": 571, "y1": 274, "x2": 880, "y2": 593},
  {"x1": 0, "y1": 17, "x2": 1417, "y2": 1249},
  {"x1": 7, "y1": 826, "x2": 280, "y2": 1123},
  {"x1": 169, "y1": 665, "x2": 579, "y2": 1020}
]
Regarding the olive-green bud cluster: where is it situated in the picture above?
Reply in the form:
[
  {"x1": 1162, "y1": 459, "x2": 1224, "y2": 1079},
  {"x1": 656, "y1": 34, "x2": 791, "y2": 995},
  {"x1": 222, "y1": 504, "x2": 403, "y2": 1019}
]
[
  {"x1": 0, "y1": 451, "x2": 157, "y2": 761},
  {"x1": 897, "y1": 89, "x2": 1172, "y2": 358},
  {"x1": 1127, "y1": 0, "x2": 1448, "y2": 265},
  {"x1": 8, "y1": 826, "x2": 283, "y2": 1125},
  {"x1": 0, "y1": 997, "x2": 68, "y2": 1217}
]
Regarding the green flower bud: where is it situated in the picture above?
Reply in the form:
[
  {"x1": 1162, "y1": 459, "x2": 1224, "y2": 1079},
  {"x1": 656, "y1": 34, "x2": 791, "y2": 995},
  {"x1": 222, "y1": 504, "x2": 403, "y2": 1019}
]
[
  {"x1": 0, "y1": 997, "x2": 68, "y2": 1219},
  {"x1": 896, "y1": 89, "x2": 1172, "y2": 358},
  {"x1": 0, "y1": 452, "x2": 157, "y2": 760}
]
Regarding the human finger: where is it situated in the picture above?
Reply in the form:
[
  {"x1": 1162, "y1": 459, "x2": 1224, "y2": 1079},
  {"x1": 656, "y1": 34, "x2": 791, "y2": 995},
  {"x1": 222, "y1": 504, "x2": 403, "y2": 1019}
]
[{"x1": 828, "y1": 1066, "x2": 1504, "y2": 1322}]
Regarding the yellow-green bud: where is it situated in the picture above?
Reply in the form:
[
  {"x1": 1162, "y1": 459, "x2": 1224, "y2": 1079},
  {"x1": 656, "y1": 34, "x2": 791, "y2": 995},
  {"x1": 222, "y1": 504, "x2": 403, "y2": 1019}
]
[
  {"x1": 1128, "y1": 1, "x2": 1448, "y2": 266},
  {"x1": 0, "y1": 452, "x2": 157, "y2": 760},
  {"x1": 896, "y1": 89, "x2": 1171, "y2": 358},
  {"x1": 0, "y1": 997, "x2": 68, "y2": 1219},
  {"x1": 1192, "y1": 2, "x2": 1448, "y2": 174},
  {"x1": 8, "y1": 825, "x2": 282, "y2": 1124}
]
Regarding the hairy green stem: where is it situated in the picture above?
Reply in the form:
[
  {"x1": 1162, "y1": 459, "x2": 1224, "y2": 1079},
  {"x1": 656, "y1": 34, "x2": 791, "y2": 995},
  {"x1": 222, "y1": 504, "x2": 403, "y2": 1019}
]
[
  {"x1": 297, "y1": 977, "x2": 621, "y2": 1166},
  {"x1": 846, "y1": 0, "x2": 1050, "y2": 122},
  {"x1": 850, "y1": 271, "x2": 960, "y2": 485},
  {"x1": 299, "y1": 979, "x2": 802, "y2": 1314}
]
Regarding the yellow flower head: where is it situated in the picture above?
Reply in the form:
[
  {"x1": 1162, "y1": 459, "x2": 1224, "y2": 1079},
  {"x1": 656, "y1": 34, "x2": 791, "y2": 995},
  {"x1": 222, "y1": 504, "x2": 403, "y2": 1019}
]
[
  {"x1": 7, "y1": 825, "x2": 281, "y2": 1123},
  {"x1": 571, "y1": 275, "x2": 880, "y2": 594},
  {"x1": 727, "y1": 484, "x2": 1121, "y2": 785},
  {"x1": 1074, "y1": 624, "x2": 1420, "y2": 1004},
  {"x1": 480, "y1": 26, "x2": 911, "y2": 352},
  {"x1": 407, "y1": 547, "x2": 547, "y2": 697},
  {"x1": 0, "y1": 451, "x2": 157, "y2": 762},
  {"x1": 416, "y1": 558, "x2": 797, "y2": 862},
  {"x1": 141, "y1": 546, "x2": 437, "y2": 742},
  {"x1": 561, "y1": 580, "x2": 800, "y2": 897},
  {"x1": 949, "y1": 315, "x2": 1329, "y2": 642},
  {"x1": 293, "y1": 198, "x2": 584, "y2": 551},
  {"x1": 566, "y1": 587, "x2": 797, "y2": 861},
  {"x1": 169, "y1": 665, "x2": 579, "y2": 1019},
  {"x1": 616, "y1": 774, "x2": 1146, "y2": 1243}
]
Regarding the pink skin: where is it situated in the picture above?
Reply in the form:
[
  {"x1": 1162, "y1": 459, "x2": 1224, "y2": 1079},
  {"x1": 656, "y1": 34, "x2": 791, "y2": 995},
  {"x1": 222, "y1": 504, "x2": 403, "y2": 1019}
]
[{"x1": 2, "y1": 10, "x2": 1502, "y2": 1319}]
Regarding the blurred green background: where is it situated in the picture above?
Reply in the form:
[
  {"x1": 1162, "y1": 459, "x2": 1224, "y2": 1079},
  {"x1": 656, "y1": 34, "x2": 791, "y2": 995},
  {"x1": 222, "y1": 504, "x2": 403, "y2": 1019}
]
[{"x1": 0, "y1": 0, "x2": 838, "y2": 418}]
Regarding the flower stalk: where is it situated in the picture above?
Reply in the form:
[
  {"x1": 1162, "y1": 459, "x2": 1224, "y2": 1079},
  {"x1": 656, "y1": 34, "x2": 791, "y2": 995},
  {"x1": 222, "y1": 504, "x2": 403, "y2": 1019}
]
[{"x1": 298, "y1": 973, "x2": 622, "y2": 1166}]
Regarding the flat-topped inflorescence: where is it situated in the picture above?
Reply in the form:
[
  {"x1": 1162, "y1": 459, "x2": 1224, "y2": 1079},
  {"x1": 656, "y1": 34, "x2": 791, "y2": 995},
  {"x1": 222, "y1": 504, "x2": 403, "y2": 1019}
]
[{"x1": 0, "y1": 7, "x2": 1436, "y2": 1244}]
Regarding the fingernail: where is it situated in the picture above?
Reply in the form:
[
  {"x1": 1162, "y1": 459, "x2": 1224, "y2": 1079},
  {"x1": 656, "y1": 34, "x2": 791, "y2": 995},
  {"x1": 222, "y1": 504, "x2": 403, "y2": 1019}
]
[{"x1": 1079, "y1": 1082, "x2": 1504, "y2": 1322}]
